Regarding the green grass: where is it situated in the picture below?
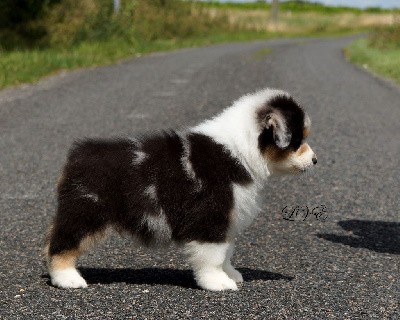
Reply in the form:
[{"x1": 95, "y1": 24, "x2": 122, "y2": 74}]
[
  {"x1": 0, "y1": 31, "x2": 271, "y2": 89},
  {"x1": 346, "y1": 38, "x2": 400, "y2": 84},
  {"x1": 1, "y1": 40, "x2": 134, "y2": 88}
]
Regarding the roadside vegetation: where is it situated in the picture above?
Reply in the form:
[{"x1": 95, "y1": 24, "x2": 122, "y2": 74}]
[
  {"x1": 346, "y1": 24, "x2": 400, "y2": 84},
  {"x1": 0, "y1": 0, "x2": 398, "y2": 89},
  {"x1": 205, "y1": 4, "x2": 394, "y2": 35}
]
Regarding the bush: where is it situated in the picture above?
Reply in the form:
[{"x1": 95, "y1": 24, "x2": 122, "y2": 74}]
[
  {"x1": 0, "y1": 0, "x2": 63, "y2": 49},
  {"x1": 0, "y1": 0, "x2": 58, "y2": 28},
  {"x1": 369, "y1": 24, "x2": 400, "y2": 49},
  {"x1": 0, "y1": 0, "x2": 231, "y2": 50},
  {"x1": 44, "y1": 0, "x2": 132, "y2": 46},
  {"x1": 132, "y1": 0, "x2": 230, "y2": 41}
]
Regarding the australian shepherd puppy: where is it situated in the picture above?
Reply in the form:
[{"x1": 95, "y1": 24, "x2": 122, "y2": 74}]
[{"x1": 44, "y1": 88, "x2": 317, "y2": 291}]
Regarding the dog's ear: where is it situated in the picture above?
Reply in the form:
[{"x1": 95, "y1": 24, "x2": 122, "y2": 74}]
[{"x1": 263, "y1": 111, "x2": 291, "y2": 149}]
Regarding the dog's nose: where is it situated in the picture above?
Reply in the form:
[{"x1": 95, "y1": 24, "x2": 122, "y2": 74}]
[{"x1": 312, "y1": 157, "x2": 317, "y2": 165}]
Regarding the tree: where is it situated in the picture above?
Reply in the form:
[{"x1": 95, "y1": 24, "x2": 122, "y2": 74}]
[{"x1": 0, "y1": 0, "x2": 60, "y2": 28}]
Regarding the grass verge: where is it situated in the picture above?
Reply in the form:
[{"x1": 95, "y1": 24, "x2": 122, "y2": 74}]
[
  {"x1": 0, "y1": 31, "x2": 269, "y2": 89},
  {"x1": 345, "y1": 38, "x2": 400, "y2": 85}
]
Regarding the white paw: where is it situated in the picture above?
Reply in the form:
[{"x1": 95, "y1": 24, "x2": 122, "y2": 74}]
[
  {"x1": 223, "y1": 265, "x2": 243, "y2": 283},
  {"x1": 50, "y1": 268, "x2": 88, "y2": 289},
  {"x1": 195, "y1": 269, "x2": 238, "y2": 291}
]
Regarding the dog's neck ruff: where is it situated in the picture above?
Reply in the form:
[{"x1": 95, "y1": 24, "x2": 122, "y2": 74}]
[{"x1": 192, "y1": 89, "x2": 288, "y2": 185}]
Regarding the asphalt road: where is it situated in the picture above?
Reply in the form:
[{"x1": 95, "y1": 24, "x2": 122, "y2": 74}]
[{"x1": 0, "y1": 36, "x2": 399, "y2": 319}]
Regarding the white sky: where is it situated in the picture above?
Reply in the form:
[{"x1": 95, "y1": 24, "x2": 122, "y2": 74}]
[{"x1": 218, "y1": 0, "x2": 400, "y2": 9}]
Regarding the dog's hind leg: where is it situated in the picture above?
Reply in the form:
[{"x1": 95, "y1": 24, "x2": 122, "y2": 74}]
[
  {"x1": 184, "y1": 241, "x2": 238, "y2": 291},
  {"x1": 44, "y1": 198, "x2": 111, "y2": 289},
  {"x1": 45, "y1": 244, "x2": 88, "y2": 289}
]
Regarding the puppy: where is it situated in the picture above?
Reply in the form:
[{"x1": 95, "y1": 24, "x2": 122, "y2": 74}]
[{"x1": 44, "y1": 88, "x2": 317, "y2": 291}]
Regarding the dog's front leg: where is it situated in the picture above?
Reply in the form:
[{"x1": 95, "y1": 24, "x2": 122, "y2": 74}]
[
  {"x1": 222, "y1": 242, "x2": 243, "y2": 283},
  {"x1": 185, "y1": 241, "x2": 238, "y2": 291}
]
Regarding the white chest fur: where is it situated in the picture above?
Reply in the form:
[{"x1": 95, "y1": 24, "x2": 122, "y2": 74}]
[{"x1": 231, "y1": 182, "x2": 263, "y2": 234}]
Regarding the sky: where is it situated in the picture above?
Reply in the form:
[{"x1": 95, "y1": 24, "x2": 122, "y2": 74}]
[{"x1": 218, "y1": 0, "x2": 400, "y2": 9}]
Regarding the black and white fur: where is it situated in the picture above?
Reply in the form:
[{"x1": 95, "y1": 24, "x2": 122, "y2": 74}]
[{"x1": 45, "y1": 88, "x2": 317, "y2": 291}]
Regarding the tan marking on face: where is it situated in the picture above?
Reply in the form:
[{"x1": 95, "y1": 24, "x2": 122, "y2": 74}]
[
  {"x1": 303, "y1": 127, "x2": 310, "y2": 138},
  {"x1": 296, "y1": 143, "x2": 310, "y2": 156},
  {"x1": 264, "y1": 145, "x2": 293, "y2": 162},
  {"x1": 264, "y1": 141, "x2": 315, "y2": 174}
]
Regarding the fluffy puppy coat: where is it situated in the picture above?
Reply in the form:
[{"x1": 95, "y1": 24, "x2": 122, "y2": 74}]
[{"x1": 45, "y1": 88, "x2": 317, "y2": 291}]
